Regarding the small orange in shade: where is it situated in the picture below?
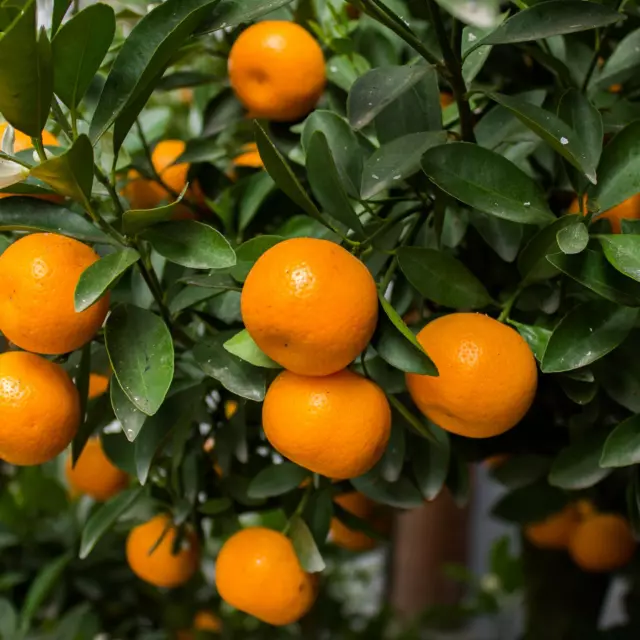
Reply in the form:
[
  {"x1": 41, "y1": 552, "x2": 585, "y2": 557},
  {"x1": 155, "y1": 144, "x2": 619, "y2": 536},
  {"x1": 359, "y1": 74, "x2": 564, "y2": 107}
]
[
  {"x1": 440, "y1": 93, "x2": 454, "y2": 107},
  {"x1": 176, "y1": 611, "x2": 223, "y2": 639},
  {"x1": 406, "y1": 313, "x2": 537, "y2": 438},
  {"x1": 569, "y1": 514, "x2": 636, "y2": 572},
  {"x1": 525, "y1": 504, "x2": 581, "y2": 550},
  {"x1": 65, "y1": 438, "x2": 128, "y2": 501},
  {"x1": 0, "y1": 233, "x2": 110, "y2": 355},
  {"x1": 331, "y1": 493, "x2": 379, "y2": 551},
  {"x1": 126, "y1": 514, "x2": 200, "y2": 588},
  {"x1": 609, "y1": 83, "x2": 623, "y2": 94},
  {"x1": 0, "y1": 351, "x2": 80, "y2": 465},
  {"x1": 88, "y1": 373, "x2": 110, "y2": 399},
  {"x1": 228, "y1": 21, "x2": 326, "y2": 122},
  {"x1": 232, "y1": 142, "x2": 263, "y2": 169},
  {"x1": 263, "y1": 369, "x2": 391, "y2": 479},
  {"x1": 224, "y1": 400, "x2": 238, "y2": 420},
  {"x1": 569, "y1": 194, "x2": 640, "y2": 233},
  {"x1": 216, "y1": 527, "x2": 317, "y2": 626},
  {"x1": 241, "y1": 238, "x2": 378, "y2": 376}
]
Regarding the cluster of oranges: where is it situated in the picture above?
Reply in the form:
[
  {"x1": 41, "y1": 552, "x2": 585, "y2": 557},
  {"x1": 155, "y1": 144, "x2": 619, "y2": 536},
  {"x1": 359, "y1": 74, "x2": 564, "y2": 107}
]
[{"x1": 526, "y1": 501, "x2": 636, "y2": 572}]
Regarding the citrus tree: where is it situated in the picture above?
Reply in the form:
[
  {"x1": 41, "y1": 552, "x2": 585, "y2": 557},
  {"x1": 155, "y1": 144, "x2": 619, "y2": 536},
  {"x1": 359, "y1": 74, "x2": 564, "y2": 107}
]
[{"x1": 1, "y1": 0, "x2": 640, "y2": 637}]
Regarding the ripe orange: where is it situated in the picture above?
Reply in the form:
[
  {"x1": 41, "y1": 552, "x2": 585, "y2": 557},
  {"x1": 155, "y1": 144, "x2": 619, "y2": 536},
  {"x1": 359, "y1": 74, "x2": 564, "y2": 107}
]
[
  {"x1": 331, "y1": 492, "x2": 379, "y2": 551},
  {"x1": 0, "y1": 233, "x2": 110, "y2": 355},
  {"x1": 232, "y1": 142, "x2": 263, "y2": 169},
  {"x1": 88, "y1": 372, "x2": 110, "y2": 399},
  {"x1": 569, "y1": 194, "x2": 640, "y2": 233},
  {"x1": 525, "y1": 504, "x2": 580, "y2": 550},
  {"x1": 241, "y1": 238, "x2": 378, "y2": 376},
  {"x1": 263, "y1": 369, "x2": 391, "y2": 479},
  {"x1": 65, "y1": 438, "x2": 128, "y2": 501},
  {"x1": 569, "y1": 514, "x2": 636, "y2": 572},
  {"x1": 228, "y1": 21, "x2": 326, "y2": 122},
  {"x1": 176, "y1": 611, "x2": 222, "y2": 639},
  {"x1": 406, "y1": 314, "x2": 537, "y2": 438},
  {"x1": 126, "y1": 514, "x2": 200, "y2": 588},
  {"x1": 0, "y1": 351, "x2": 79, "y2": 465},
  {"x1": 216, "y1": 527, "x2": 317, "y2": 625}
]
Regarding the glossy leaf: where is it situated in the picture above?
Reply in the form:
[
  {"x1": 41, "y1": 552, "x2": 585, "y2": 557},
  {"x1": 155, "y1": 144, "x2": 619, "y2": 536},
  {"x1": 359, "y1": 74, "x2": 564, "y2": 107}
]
[
  {"x1": 79, "y1": 487, "x2": 145, "y2": 559},
  {"x1": 0, "y1": 599, "x2": 17, "y2": 640},
  {"x1": 198, "y1": 497, "x2": 233, "y2": 515},
  {"x1": 52, "y1": 3, "x2": 115, "y2": 109},
  {"x1": 30, "y1": 134, "x2": 93, "y2": 206},
  {"x1": 471, "y1": 210, "x2": 523, "y2": 262},
  {"x1": 541, "y1": 300, "x2": 637, "y2": 373},
  {"x1": 600, "y1": 415, "x2": 640, "y2": 468},
  {"x1": 421, "y1": 143, "x2": 554, "y2": 224},
  {"x1": 412, "y1": 427, "x2": 450, "y2": 501},
  {"x1": 247, "y1": 464, "x2": 309, "y2": 499},
  {"x1": 594, "y1": 28, "x2": 640, "y2": 89},
  {"x1": 556, "y1": 222, "x2": 589, "y2": 255},
  {"x1": 490, "y1": 455, "x2": 551, "y2": 490},
  {"x1": 361, "y1": 131, "x2": 446, "y2": 200},
  {"x1": 142, "y1": 221, "x2": 236, "y2": 270},
  {"x1": 198, "y1": 0, "x2": 294, "y2": 34},
  {"x1": 230, "y1": 235, "x2": 282, "y2": 282},
  {"x1": 599, "y1": 235, "x2": 640, "y2": 283},
  {"x1": 351, "y1": 467, "x2": 424, "y2": 508},
  {"x1": 223, "y1": 330, "x2": 280, "y2": 369},
  {"x1": 75, "y1": 249, "x2": 140, "y2": 312},
  {"x1": 595, "y1": 332, "x2": 640, "y2": 413},
  {"x1": 0, "y1": 0, "x2": 53, "y2": 137},
  {"x1": 194, "y1": 336, "x2": 267, "y2": 402},
  {"x1": 549, "y1": 430, "x2": 611, "y2": 490},
  {"x1": 398, "y1": 246, "x2": 492, "y2": 309},
  {"x1": 290, "y1": 515, "x2": 325, "y2": 573},
  {"x1": 492, "y1": 481, "x2": 567, "y2": 524},
  {"x1": 105, "y1": 305, "x2": 175, "y2": 416},
  {"x1": 488, "y1": 93, "x2": 597, "y2": 184},
  {"x1": 52, "y1": 0, "x2": 73, "y2": 35},
  {"x1": 110, "y1": 380, "x2": 147, "y2": 442},
  {"x1": 462, "y1": 24, "x2": 494, "y2": 85},
  {"x1": 121, "y1": 200, "x2": 182, "y2": 235}
]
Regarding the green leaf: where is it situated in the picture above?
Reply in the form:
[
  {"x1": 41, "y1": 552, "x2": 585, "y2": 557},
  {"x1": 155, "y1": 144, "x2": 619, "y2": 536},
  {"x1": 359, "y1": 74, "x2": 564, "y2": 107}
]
[
  {"x1": 238, "y1": 172, "x2": 276, "y2": 232},
  {"x1": 20, "y1": 553, "x2": 72, "y2": 633},
  {"x1": 594, "y1": 28, "x2": 640, "y2": 89},
  {"x1": 254, "y1": 121, "x2": 323, "y2": 222},
  {"x1": 518, "y1": 215, "x2": 579, "y2": 283},
  {"x1": 75, "y1": 249, "x2": 140, "y2": 313},
  {"x1": 306, "y1": 131, "x2": 364, "y2": 236},
  {"x1": 0, "y1": 598, "x2": 17, "y2": 639},
  {"x1": 110, "y1": 379, "x2": 147, "y2": 442},
  {"x1": 541, "y1": 300, "x2": 637, "y2": 374},
  {"x1": 30, "y1": 134, "x2": 93, "y2": 207},
  {"x1": 230, "y1": 235, "x2": 282, "y2": 282},
  {"x1": 122, "y1": 200, "x2": 185, "y2": 236},
  {"x1": 398, "y1": 246, "x2": 492, "y2": 309},
  {"x1": 488, "y1": 93, "x2": 597, "y2": 184},
  {"x1": 142, "y1": 221, "x2": 236, "y2": 270},
  {"x1": 462, "y1": 24, "x2": 495, "y2": 86},
  {"x1": 595, "y1": 332, "x2": 640, "y2": 413},
  {"x1": 289, "y1": 515, "x2": 325, "y2": 573},
  {"x1": 247, "y1": 463, "x2": 309, "y2": 499},
  {"x1": 304, "y1": 488, "x2": 333, "y2": 546},
  {"x1": 105, "y1": 305, "x2": 175, "y2": 416},
  {"x1": 492, "y1": 481, "x2": 567, "y2": 525},
  {"x1": 347, "y1": 62, "x2": 432, "y2": 130},
  {"x1": 599, "y1": 235, "x2": 640, "y2": 283},
  {"x1": 374, "y1": 295, "x2": 437, "y2": 375},
  {"x1": 589, "y1": 122, "x2": 640, "y2": 213},
  {"x1": 470, "y1": 2, "x2": 621, "y2": 53},
  {"x1": 421, "y1": 143, "x2": 553, "y2": 224},
  {"x1": 548, "y1": 430, "x2": 611, "y2": 490},
  {"x1": 197, "y1": 0, "x2": 294, "y2": 34},
  {"x1": 52, "y1": 0, "x2": 73, "y2": 35},
  {"x1": 547, "y1": 250, "x2": 640, "y2": 308},
  {"x1": 198, "y1": 497, "x2": 232, "y2": 515},
  {"x1": 52, "y1": 3, "x2": 115, "y2": 109},
  {"x1": 490, "y1": 455, "x2": 551, "y2": 490},
  {"x1": 380, "y1": 421, "x2": 405, "y2": 483},
  {"x1": 509, "y1": 320, "x2": 551, "y2": 362},
  {"x1": 412, "y1": 427, "x2": 450, "y2": 501},
  {"x1": 0, "y1": 197, "x2": 110, "y2": 243},
  {"x1": 361, "y1": 131, "x2": 446, "y2": 200},
  {"x1": 194, "y1": 336, "x2": 267, "y2": 402},
  {"x1": 434, "y1": 0, "x2": 499, "y2": 29},
  {"x1": 223, "y1": 330, "x2": 280, "y2": 369},
  {"x1": 471, "y1": 210, "x2": 523, "y2": 263},
  {"x1": 0, "y1": 0, "x2": 53, "y2": 136},
  {"x1": 79, "y1": 486, "x2": 145, "y2": 559},
  {"x1": 101, "y1": 432, "x2": 137, "y2": 477},
  {"x1": 351, "y1": 467, "x2": 423, "y2": 508},
  {"x1": 556, "y1": 223, "x2": 589, "y2": 255},
  {"x1": 89, "y1": 0, "x2": 220, "y2": 145},
  {"x1": 600, "y1": 415, "x2": 640, "y2": 469}
]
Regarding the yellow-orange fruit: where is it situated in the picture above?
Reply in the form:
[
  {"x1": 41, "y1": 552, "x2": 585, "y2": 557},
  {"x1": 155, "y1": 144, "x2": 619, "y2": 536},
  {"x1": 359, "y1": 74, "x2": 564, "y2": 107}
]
[
  {"x1": 263, "y1": 369, "x2": 391, "y2": 479},
  {"x1": 216, "y1": 527, "x2": 317, "y2": 625},
  {"x1": 228, "y1": 21, "x2": 326, "y2": 122},
  {"x1": 525, "y1": 504, "x2": 581, "y2": 550},
  {"x1": 176, "y1": 611, "x2": 222, "y2": 639},
  {"x1": 0, "y1": 233, "x2": 110, "y2": 355},
  {"x1": 232, "y1": 142, "x2": 263, "y2": 169},
  {"x1": 241, "y1": 238, "x2": 378, "y2": 376},
  {"x1": 569, "y1": 194, "x2": 640, "y2": 234},
  {"x1": 406, "y1": 313, "x2": 537, "y2": 438},
  {"x1": 0, "y1": 351, "x2": 80, "y2": 465},
  {"x1": 88, "y1": 373, "x2": 110, "y2": 399},
  {"x1": 331, "y1": 492, "x2": 380, "y2": 551}
]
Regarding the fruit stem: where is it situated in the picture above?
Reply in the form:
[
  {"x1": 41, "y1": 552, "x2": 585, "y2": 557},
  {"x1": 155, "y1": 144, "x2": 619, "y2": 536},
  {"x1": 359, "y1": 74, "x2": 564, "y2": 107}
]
[{"x1": 498, "y1": 286, "x2": 523, "y2": 323}]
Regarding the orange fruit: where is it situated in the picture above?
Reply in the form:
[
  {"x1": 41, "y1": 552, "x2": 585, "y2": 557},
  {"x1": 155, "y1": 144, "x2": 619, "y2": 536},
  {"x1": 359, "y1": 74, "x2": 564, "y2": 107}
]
[
  {"x1": 440, "y1": 93, "x2": 454, "y2": 107},
  {"x1": 224, "y1": 399, "x2": 238, "y2": 420},
  {"x1": 263, "y1": 369, "x2": 391, "y2": 479},
  {"x1": 609, "y1": 83, "x2": 623, "y2": 94},
  {"x1": 232, "y1": 142, "x2": 263, "y2": 169},
  {"x1": 241, "y1": 238, "x2": 378, "y2": 376},
  {"x1": 88, "y1": 372, "x2": 110, "y2": 399},
  {"x1": 126, "y1": 514, "x2": 200, "y2": 588},
  {"x1": 331, "y1": 492, "x2": 379, "y2": 551},
  {"x1": 65, "y1": 438, "x2": 128, "y2": 501},
  {"x1": 569, "y1": 194, "x2": 640, "y2": 233},
  {"x1": 0, "y1": 351, "x2": 79, "y2": 465},
  {"x1": 216, "y1": 527, "x2": 317, "y2": 625},
  {"x1": 176, "y1": 611, "x2": 222, "y2": 639},
  {"x1": 0, "y1": 233, "x2": 110, "y2": 355},
  {"x1": 525, "y1": 504, "x2": 581, "y2": 550},
  {"x1": 569, "y1": 514, "x2": 636, "y2": 572},
  {"x1": 228, "y1": 21, "x2": 326, "y2": 122},
  {"x1": 406, "y1": 313, "x2": 537, "y2": 438}
]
